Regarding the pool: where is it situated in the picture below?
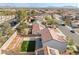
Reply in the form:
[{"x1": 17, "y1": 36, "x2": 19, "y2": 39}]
[{"x1": 21, "y1": 41, "x2": 36, "y2": 52}]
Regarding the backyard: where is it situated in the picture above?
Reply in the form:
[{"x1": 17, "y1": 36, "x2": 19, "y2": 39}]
[{"x1": 21, "y1": 41, "x2": 36, "y2": 52}]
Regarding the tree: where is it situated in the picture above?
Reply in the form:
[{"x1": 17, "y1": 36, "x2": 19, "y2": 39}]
[
  {"x1": 67, "y1": 37, "x2": 74, "y2": 46},
  {"x1": 17, "y1": 9, "x2": 27, "y2": 21},
  {"x1": 31, "y1": 10, "x2": 37, "y2": 16},
  {"x1": 64, "y1": 19, "x2": 72, "y2": 26},
  {"x1": 44, "y1": 15, "x2": 58, "y2": 25},
  {"x1": 66, "y1": 37, "x2": 77, "y2": 54},
  {"x1": 2, "y1": 22, "x2": 14, "y2": 37},
  {"x1": 42, "y1": 21, "x2": 46, "y2": 25},
  {"x1": 45, "y1": 15, "x2": 51, "y2": 20},
  {"x1": 16, "y1": 22, "x2": 28, "y2": 35}
]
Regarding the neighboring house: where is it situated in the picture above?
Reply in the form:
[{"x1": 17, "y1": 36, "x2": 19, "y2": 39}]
[
  {"x1": 71, "y1": 20, "x2": 79, "y2": 28},
  {"x1": 35, "y1": 46, "x2": 59, "y2": 55},
  {"x1": 41, "y1": 28, "x2": 67, "y2": 52},
  {"x1": 53, "y1": 14, "x2": 63, "y2": 20},
  {"x1": 0, "y1": 32, "x2": 23, "y2": 54},
  {"x1": 62, "y1": 14, "x2": 74, "y2": 20},
  {"x1": 32, "y1": 23, "x2": 45, "y2": 35},
  {"x1": 0, "y1": 15, "x2": 15, "y2": 24},
  {"x1": 75, "y1": 15, "x2": 79, "y2": 20},
  {"x1": 53, "y1": 14, "x2": 64, "y2": 25}
]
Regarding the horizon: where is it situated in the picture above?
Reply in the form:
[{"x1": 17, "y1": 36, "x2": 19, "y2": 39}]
[{"x1": 0, "y1": 3, "x2": 78, "y2": 8}]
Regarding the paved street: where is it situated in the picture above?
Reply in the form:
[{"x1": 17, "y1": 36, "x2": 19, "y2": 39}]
[{"x1": 58, "y1": 25, "x2": 79, "y2": 46}]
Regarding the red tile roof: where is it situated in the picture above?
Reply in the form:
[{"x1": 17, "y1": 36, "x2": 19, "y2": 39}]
[
  {"x1": 48, "y1": 28, "x2": 66, "y2": 42},
  {"x1": 32, "y1": 23, "x2": 45, "y2": 34},
  {"x1": 41, "y1": 28, "x2": 52, "y2": 42},
  {"x1": 6, "y1": 35, "x2": 23, "y2": 51},
  {"x1": 41, "y1": 28, "x2": 66, "y2": 42}
]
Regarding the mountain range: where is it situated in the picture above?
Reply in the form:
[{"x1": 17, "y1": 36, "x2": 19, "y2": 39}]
[{"x1": 0, "y1": 3, "x2": 78, "y2": 9}]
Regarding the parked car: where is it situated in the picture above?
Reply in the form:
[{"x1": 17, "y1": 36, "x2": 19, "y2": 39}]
[
  {"x1": 61, "y1": 24, "x2": 65, "y2": 26},
  {"x1": 70, "y1": 30, "x2": 75, "y2": 33}
]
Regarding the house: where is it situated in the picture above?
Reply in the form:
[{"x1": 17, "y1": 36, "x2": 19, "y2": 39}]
[
  {"x1": 0, "y1": 32, "x2": 23, "y2": 54},
  {"x1": 53, "y1": 14, "x2": 63, "y2": 20},
  {"x1": 75, "y1": 15, "x2": 79, "y2": 20},
  {"x1": 41, "y1": 28, "x2": 67, "y2": 52},
  {"x1": 71, "y1": 20, "x2": 79, "y2": 28},
  {"x1": 32, "y1": 23, "x2": 45, "y2": 35},
  {"x1": 35, "y1": 46, "x2": 59, "y2": 55}
]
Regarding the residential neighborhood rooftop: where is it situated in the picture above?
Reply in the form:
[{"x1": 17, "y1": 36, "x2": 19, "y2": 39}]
[
  {"x1": 0, "y1": 7, "x2": 79, "y2": 55},
  {"x1": 41, "y1": 28, "x2": 66, "y2": 42},
  {"x1": 36, "y1": 46, "x2": 59, "y2": 55}
]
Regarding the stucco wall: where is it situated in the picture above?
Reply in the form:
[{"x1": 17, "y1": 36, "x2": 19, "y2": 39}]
[
  {"x1": 1, "y1": 31, "x2": 17, "y2": 50},
  {"x1": 32, "y1": 30, "x2": 40, "y2": 35}
]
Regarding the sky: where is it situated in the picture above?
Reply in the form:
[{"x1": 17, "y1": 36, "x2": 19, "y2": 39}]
[{"x1": 0, "y1": 3, "x2": 78, "y2": 8}]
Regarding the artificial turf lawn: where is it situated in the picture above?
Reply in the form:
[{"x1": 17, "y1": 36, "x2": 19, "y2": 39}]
[{"x1": 21, "y1": 41, "x2": 35, "y2": 52}]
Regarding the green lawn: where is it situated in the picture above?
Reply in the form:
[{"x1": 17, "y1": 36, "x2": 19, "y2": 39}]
[{"x1": 21, "y1": 41, "x2": 36, "y2": 52}]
